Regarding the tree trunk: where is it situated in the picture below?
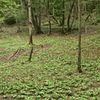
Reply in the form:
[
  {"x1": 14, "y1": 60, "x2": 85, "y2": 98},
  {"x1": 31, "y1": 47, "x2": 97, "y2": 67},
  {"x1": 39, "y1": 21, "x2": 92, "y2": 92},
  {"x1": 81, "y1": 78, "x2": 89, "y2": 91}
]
[
  {"x1": 39, "y1": 0, "x2": 42, "y2": 32},
  {"x1": 67, "y1": 0, "x2": 75, "y2": 33},
  {"x1": 28, "y1": 0, "x2": 33, "y2": 62},
  {"x1": 61, "y1": 0, "x2": 65, "y2": 34},
  {"x1": 48, "y1": 16, "x2": 51, "y2": 35},
  {"x1": 78, "y1": 0, "x2": 82, "y2": 73},
  {"x1": 0, "y1": 23, "x2": 3, "y2": 32},
  {"x1": 47, "y1": 0, "x2": 51, "y2": 35},
  {"x1": 31, "y1": 2, "x2": 43, "y2": 34},
  {"x1": 16, "y1": 19, "x2": 21, "y2": 33}
]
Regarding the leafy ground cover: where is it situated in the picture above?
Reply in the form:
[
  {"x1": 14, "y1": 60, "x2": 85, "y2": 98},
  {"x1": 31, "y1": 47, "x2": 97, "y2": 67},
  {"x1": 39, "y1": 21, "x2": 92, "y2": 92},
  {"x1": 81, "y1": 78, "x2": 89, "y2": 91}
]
[{"x1": 0, "y1": 26, "x2": 100, "y2": 100}]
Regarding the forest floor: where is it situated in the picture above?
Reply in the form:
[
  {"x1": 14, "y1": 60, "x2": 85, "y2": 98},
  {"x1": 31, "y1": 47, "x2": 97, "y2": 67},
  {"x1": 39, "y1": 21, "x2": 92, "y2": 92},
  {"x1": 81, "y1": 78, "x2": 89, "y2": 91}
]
[{"x1": 0, "y1": 25, "x2": 100, "y2": 100}]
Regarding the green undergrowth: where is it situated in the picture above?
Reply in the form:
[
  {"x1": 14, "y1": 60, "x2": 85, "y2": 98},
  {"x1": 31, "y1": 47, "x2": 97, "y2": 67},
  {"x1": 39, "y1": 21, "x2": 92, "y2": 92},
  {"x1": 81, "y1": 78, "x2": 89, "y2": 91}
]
[{"x1": 0, "y1": 30, "x2": 100, "y2": 100}]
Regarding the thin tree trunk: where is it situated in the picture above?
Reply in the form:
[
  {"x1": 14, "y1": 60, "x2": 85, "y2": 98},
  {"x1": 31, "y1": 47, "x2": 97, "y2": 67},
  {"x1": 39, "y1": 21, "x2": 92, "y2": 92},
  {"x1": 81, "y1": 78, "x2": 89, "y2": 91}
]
[
  {"x1": 0, "y1": 23, "x2": 3, "y2": 32},
  {"x1": 28, "y1": 0, "x2": 33, "y2": 44},
  {"x1": 47, "y1": 0, "x2": 51, "y2": 35},
  {"x1": 67, "y1": 0, "x2": 75, "y2": 33},
  {"x1": 39, "y1": 0, "x2": 42, "y2": 32},
  {"x1": 28, "y1": 46, "x2": 33, "y2": 62},
  {"x1": 61, "y1": 0, "x2": 65, "y2": 34},
  {"x1": 78, "y1": 0, "x2": 82, "y2": 73},
  {"x1": 32, "y1": 6, "x2": 43, "y2": 34},
  {"x1": 16, "y1": 19, "x2": 21, "y2": 33},
  {"x1": 48, "y1": 16, "x2": 51, "y2": 35},
  {"x1": 28, "y1": 0, "x2": 33, "y2": 62},
  {"x1": 15, "y1": 0, "x2": 21, "y2": 33}
]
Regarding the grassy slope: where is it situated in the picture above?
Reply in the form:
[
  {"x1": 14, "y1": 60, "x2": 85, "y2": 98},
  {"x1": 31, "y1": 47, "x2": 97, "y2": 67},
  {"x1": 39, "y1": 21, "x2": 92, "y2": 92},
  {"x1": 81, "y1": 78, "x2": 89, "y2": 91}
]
[{"x1": 0, "y1": 27, "x2": 100, "y2": 100}]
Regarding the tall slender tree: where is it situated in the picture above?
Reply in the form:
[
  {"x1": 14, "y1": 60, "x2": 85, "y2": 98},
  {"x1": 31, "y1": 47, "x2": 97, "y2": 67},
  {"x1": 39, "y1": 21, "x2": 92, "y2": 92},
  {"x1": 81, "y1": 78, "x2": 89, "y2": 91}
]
[
  {"x1": 61, "y1": 0, "x2": 65, "y2": 34},
  {"x1": 28, "y1": 0, "x2": 33, "y2": 61},
  {"x1": 78, "y1": 0, "x2": 82, "y2": 73},
  {"x1": 31, "y1": 0, "x2": 43, "y2": 34},
  {"x1": 67, "y1": 0, "x2": 75, "y2": 33},
  {"x1": 47, "y1": 0, "x2": 51, "y2": 35}
]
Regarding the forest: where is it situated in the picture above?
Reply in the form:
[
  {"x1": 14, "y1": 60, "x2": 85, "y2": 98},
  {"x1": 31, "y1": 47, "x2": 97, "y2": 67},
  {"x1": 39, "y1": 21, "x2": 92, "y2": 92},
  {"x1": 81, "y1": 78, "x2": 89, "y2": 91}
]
[{"x1": 0, "y1": 0, "x2": 100, "y2": 100}]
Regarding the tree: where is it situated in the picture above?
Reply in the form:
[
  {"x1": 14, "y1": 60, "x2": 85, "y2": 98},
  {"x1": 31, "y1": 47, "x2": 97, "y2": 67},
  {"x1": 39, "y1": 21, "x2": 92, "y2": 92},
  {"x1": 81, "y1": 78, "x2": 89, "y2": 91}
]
[
  {"x1": 61, "y1": 0, "x2": 65, "y2": 34},
  {"x1": 47, "y1": 0, "x2": 51, "y2": 35},
  {"x1": 77, "y1": 0, "x2": 82, "y2": 73},
  {"x1": 31, "y1": 0, "x2": 43, "y2": 34},
  {"x1": 96, "y1": 0, "x2": 100, "y2": 23},
  {"x1": 67, "y1": 0, "x2": 75, "y2": 33},
  {"x1": 28, "y1": 0, "x2": 33, "y2": 62}
]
